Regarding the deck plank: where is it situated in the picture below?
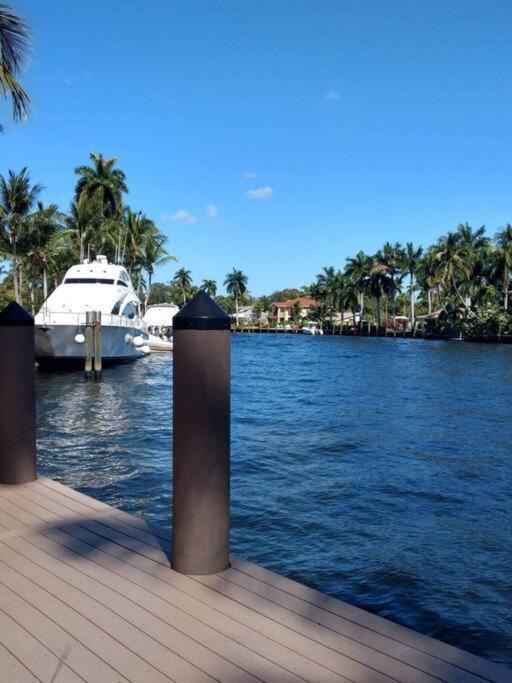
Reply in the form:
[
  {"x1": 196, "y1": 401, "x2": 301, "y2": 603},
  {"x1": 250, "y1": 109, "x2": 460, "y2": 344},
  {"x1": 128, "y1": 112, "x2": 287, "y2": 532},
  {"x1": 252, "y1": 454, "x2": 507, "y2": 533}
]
[{"x1": 0, "y1": 478, "x2": 509, "y2": 683}]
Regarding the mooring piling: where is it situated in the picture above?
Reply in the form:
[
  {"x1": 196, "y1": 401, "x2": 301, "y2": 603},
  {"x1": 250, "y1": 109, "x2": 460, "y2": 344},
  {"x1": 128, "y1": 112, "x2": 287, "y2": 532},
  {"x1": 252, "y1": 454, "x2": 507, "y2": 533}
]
[
  {"x1": 0, "y1": 302, "x2": 37, "y2": 485},
  {"x1": 85, "y1": 310, "x2": 102, "y2": 380},
  {"x1": 172, "y1": 291, "x2": 231, "y2": 575}
]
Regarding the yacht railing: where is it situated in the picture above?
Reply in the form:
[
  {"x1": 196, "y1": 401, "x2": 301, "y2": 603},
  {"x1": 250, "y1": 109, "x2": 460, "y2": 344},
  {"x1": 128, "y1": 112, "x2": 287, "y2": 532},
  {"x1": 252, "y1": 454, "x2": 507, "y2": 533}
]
[{"x1": 36, "y1": 310, "x2": 146, "y2": 329}]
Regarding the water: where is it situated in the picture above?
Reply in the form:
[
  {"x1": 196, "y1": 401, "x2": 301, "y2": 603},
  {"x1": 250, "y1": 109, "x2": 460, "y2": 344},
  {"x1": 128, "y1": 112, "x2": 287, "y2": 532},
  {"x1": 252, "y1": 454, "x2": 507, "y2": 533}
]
[{"x1": 36, "y1": 334, "x2": 512, "y2": 668}]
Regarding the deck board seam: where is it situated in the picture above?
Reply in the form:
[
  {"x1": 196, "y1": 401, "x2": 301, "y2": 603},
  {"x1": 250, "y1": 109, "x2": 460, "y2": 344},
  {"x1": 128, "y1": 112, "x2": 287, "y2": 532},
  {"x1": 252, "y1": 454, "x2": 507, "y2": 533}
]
[
  {"x1": 0, "y1": 604, "x2": 88, "y2": 683},
  {"x1": 36, "y1": 526, "x2": 355, "y2": 683},
  {"x1": 0, "y1": 554, "x2": 178, "y2": 683},
  {"x1": 6, "y1": 534, "x2": 278, "y2": 683},
  {"x1": 0, "y1": 573, "x2": 130, "y2": 683}
]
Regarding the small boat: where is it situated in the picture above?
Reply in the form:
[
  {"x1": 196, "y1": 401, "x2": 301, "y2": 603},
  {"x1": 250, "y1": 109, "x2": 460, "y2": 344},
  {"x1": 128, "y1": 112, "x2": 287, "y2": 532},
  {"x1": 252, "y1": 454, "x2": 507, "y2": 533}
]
[
  {"x1": 143, "y1": 303, "x2": 178, "y2": 352},
  {"x1": 147, "y1": 333, "x2": 173, "y2": 352},
  {"x1": 302, "y1": 323, "x2": 324, "y2": 335},
  {"x1": 35, "y1": 256, "x2": 149, "y2": 367}
]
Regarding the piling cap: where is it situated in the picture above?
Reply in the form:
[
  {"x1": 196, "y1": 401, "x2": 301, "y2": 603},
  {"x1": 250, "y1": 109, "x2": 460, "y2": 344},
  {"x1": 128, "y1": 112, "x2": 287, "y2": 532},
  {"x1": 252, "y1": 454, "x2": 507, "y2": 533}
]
[
  {"x1": 0, "y1": 301, "x2": 34, "y2": 327},
  {"x1": 174, "y1": 290, "x2": 230, "y2": 330}
]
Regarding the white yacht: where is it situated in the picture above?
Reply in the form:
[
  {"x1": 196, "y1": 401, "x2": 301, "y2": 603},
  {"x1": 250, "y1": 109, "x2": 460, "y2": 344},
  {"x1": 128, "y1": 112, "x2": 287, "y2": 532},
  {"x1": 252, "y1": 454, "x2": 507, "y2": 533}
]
[{"x1": 35, "y1": 256, "x2": 149, "y2": 367}]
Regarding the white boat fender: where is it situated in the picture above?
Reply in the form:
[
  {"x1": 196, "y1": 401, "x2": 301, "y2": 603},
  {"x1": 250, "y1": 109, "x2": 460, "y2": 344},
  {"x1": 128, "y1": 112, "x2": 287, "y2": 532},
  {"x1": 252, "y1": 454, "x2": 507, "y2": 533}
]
[
  {"x1": 74, "y1": 333, "x2": 85, "y2": 344},
  {"x1": 124, "y1": 333, "x2": 133, "y2": 345},
  {"x1": 141, "y1": 344, "x2": 151, "y2": 354},
  {"x1": 133, "y1": 335, "x2": 145, "y2": 348}
]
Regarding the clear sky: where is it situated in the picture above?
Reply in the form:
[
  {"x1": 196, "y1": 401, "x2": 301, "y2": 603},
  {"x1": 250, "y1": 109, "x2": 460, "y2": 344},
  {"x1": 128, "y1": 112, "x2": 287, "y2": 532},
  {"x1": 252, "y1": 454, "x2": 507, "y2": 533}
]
[{"x1": 4, "y1": 1, "x2": 512, "y2": 295}]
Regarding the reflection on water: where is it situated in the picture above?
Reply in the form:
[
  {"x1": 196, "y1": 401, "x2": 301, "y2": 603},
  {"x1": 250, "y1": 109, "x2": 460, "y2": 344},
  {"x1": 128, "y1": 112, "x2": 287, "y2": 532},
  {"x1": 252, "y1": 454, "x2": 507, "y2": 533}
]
[{"x1": 36, "y1": 335, "x2": 512, "y2": 667}]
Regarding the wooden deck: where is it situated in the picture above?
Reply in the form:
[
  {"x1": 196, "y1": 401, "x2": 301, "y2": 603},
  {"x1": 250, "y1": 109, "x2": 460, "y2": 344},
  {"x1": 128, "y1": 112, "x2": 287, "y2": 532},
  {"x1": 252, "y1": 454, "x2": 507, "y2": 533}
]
[{"x1": 0, "y1": 478, "x2": 508, "y2": 683}]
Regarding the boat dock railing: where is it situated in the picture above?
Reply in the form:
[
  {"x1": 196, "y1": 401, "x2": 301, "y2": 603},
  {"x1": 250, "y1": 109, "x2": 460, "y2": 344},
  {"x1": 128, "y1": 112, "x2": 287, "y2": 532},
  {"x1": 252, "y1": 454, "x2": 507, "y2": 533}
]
[{"x1": 35, "y1": 309, "x2": 147, "y2": 330}]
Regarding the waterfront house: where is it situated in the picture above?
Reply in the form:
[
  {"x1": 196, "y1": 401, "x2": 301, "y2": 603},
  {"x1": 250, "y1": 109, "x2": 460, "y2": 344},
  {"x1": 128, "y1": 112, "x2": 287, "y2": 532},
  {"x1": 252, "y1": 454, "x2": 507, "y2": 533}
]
[{"x1": 271, "y1": 297, "x2": 316, "y2": 322}]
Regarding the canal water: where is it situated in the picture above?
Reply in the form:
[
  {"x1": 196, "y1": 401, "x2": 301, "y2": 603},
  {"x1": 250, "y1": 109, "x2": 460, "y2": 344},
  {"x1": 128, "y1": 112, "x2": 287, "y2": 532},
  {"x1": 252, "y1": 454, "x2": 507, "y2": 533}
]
[{"x1": 36, "y1": 334, "x2": 512, "y2": 667}]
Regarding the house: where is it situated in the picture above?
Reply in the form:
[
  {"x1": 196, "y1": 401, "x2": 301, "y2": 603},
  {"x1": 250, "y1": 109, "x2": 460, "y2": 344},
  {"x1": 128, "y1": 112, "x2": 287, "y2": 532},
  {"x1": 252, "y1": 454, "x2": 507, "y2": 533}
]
[
  {"x1": 270, "y1": 297, "x2": 316, "y2": 323},
  {"x1": 234, "y1": 305, "x2": 255, "y2": 322}
]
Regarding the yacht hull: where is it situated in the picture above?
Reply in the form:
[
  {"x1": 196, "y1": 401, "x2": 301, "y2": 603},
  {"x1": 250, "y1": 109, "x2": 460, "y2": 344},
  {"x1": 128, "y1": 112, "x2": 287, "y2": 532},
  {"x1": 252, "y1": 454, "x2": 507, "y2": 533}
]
[{"x1": 35, "y1": 324, "x2": 147, "y2": 367}]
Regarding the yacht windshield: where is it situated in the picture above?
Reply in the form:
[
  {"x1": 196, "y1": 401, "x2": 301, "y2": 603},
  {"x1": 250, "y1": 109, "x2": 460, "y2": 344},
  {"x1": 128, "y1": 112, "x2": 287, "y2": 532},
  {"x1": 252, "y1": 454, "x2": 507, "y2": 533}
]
[{"x1": 64, "y1": 278, "x2": 115, "y2": 285}]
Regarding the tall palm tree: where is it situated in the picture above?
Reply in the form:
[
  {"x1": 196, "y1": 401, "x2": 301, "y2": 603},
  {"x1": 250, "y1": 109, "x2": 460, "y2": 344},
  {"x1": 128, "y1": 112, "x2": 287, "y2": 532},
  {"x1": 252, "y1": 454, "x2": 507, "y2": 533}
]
[
  {"x1": 380, "y1": 242, "x2": 403, "y2": 320},
  {"x1": 224, "y1": 268, "x2": 248, "y2": 322},
  {"x1": 74, "y1": 153, "x2": 128, "y2": 219},
  {"x1": 25, "y1": 201, "x2": 66, "y2": 300},
  {"x1": 316, "y1": 266, "x2": 337, "y2": 328},
  {"x1": 140, "y1": 232, "x2": 175, "y2": 311},
  {"x1": 494, "y1": 224, "x2": 512, "y2": 311},
  {"x1": 433, "y1": 232, "x2": 475, "y2": 316},
  {"x1": 173, "y1": 267, "x2": 192, "y2": 305},
  {"x1": 400, "y1": 242, "x2": 423, "y2": 328},
  {"x1": 369, "y1": 259, "x2": 392, "y2": 327},
  {"x1": 0, "y1": 4, "x2": 31, "y2": 126},
  {"x1": 64, "y1": 194, "x2": 102, "y2": 261},
  {"x1": 345, "y1": 250, "x2": 372, "y2": 329},
  {"x1": 200, "y1": 279, "x2": 217, "y2": 297},
  {"x1": 0, "y1": 167, "x2": 43, "y2": 303}
]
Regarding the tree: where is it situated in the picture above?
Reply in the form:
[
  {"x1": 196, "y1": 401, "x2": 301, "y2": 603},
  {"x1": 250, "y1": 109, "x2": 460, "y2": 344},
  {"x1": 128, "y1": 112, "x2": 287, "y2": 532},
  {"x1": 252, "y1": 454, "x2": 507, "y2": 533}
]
[
  {"x1": 224, "y1": 268, "x2": 248, "y2": 322},
  {"x1": 173, "y1": 267, "x2": 192, "y2": 305},
  {"x1": 74, "y1": 153, "x2": 128, "y2": 219},
  {"x1": 0, "y1": 167, "x2": 43, "y2": 303},
  {"x1": 291, "y1": 300, "x2": 302, "y2": 329},
  {"x1": 494, "y1": 224, "x2": 512, "y2": 311},
  {"x1": 433, "y1": 231, "x2": 475, "y2": 316},
  {"x1": 140, "y1": 230, "x2": 175, "y2": 311},
  {"x1": 24, "y1": 201, "x2": 66, "y2": 300},
  {"x1": 400, "y1": 242, "x2": 423, "y2": 328},
  {"x1": 0, "y1": 4, "x2": 31, "y2": 127},
  {"x1": 369, "y1": 258, "x2": 392, "y2": 327},
  {"x1": 345, "y1": 250, "x2": 372, "y2": 330},
  {"x1": 200, "y1": 279, "x2": 217, "y2": 297}
]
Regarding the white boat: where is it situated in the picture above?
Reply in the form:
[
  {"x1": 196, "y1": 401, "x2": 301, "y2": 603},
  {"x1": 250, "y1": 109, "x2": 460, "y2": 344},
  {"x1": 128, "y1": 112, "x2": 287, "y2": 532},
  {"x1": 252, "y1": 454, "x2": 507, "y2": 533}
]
[
  {"x1": 302, "y1": 323, "x2": 324, "y2": 335},
  {"x1": 143, "y1": 303, "x2": 178, "y2": 352},
  {"x1": 35, "y1": 256, "x2": 149, "y2": 367}
]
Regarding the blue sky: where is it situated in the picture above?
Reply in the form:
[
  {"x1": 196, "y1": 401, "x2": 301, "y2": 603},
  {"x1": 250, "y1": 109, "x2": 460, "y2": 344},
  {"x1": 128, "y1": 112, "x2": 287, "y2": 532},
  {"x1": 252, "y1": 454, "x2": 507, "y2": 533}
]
[{"x1": 4, "y1": 1, "x2": 512, "y2": 295}]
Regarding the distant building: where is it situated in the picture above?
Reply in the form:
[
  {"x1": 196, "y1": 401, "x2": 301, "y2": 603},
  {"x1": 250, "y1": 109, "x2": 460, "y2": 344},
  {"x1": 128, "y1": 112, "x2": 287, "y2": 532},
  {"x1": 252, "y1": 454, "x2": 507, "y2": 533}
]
[
  {"x1": 270, "y1": 297, "x2": 316, "y2": 322},
  {"x1": 234, "y1": 305, "x2": 255, "y2": 322}
]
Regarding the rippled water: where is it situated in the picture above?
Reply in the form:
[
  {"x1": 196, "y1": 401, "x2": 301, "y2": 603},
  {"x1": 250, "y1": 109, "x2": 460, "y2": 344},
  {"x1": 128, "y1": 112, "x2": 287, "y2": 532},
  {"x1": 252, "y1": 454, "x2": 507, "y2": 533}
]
[{"x1": 36, "y1": 334, "x2": 512, "y2": 667}]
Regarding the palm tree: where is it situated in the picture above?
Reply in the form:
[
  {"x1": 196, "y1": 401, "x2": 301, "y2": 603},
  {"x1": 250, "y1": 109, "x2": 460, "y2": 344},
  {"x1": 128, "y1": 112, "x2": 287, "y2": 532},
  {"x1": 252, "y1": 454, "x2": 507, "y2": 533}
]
[
  {"x1": 200, "y1": 279, "x2": 217, "y2": 297},
  {"x1": 173, "y1": 267, "x2": 192, "y2": 305},
  {"x1": 74, "y1": 153, "x2": 128, "y2": 219},
  {"x1": 25, "y1": 202, "x2": 66, "y2": 300},
  {"x1": 0, "y1": 4, "x2": 31, "y2": 125},
  {"x1": 64, "y1": 194, "x2": 102, "y2": 261},
  {"x1": 224, "y1": 268, "x2": 248, "y2": 323},
  {"x1": 316, "y1": 266, "x2": 336, "y2": 328},
  {"x1": 345, "y1": 250, "x2": 372, "y2": 330},
  {"x1": 400, "y1": 242, "x2": 423, "y2": 328},
  {"x1": 380, "y1": 242, "x2": 404, "y2": 320},
  {"x1": 140, "y1": 231, "x2": 175, "y2": 311},
  {"x1": 369, "y1": 259, "x2": 392, "y2": 327},
  {"x1": 494, "y1": 224, "x2": 512, "y2": 311},
  {"x1": 433, "y1": 231, "x2": 475, "y2": 315},
  {"x1": 0, "y1": 168, "x2": 43, "y2": 303}
]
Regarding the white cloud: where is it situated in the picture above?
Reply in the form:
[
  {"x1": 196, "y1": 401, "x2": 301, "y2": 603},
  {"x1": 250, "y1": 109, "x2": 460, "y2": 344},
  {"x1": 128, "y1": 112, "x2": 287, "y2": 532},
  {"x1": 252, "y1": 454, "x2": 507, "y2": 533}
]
[
  {"x1": 242, "y1": 171, "x2": 257, "y2": 179},
  {"x1": 324, "y1": 90, "x2": 340, "y2": 101},
  {"x1": 245, "y1": 186, "x2": 273, "y2": 200},
  {"x1": 164, "y1": 209, "x2": 197, "y2": 224},
  {"x1": 205, "y1": 204, "x2": 218, "y2": 218}
]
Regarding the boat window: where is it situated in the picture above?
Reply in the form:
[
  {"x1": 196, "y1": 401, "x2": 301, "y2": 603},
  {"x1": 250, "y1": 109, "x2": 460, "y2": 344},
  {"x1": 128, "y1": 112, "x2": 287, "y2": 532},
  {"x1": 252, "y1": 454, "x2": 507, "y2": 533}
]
[
  {"x1": 64, "y1": 278, "x2": 115, "y2": 285},
  {"x1": 122, "y1": 302, "x2": 137, "y2": 319},
  {"x1": 116, "y1": 280, "x2": 128, "y2": 287},
  {"x1": 111, "y1": 301, "x2": 122, "y2": 315}
]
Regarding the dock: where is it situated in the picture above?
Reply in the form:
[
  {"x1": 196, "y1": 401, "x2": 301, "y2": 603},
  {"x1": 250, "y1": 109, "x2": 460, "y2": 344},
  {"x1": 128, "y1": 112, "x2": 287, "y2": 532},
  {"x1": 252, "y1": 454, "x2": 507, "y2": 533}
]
[{"x1": 0, "y1": 477, "x2": 508, "y2": 683}]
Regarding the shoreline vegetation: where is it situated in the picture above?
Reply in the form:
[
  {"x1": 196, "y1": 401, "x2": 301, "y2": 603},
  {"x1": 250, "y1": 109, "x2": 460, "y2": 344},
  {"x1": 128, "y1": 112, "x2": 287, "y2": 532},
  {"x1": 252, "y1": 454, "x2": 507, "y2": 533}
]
[{"x1": 151, "y1": 224, "x2": 512, "y2": 343}]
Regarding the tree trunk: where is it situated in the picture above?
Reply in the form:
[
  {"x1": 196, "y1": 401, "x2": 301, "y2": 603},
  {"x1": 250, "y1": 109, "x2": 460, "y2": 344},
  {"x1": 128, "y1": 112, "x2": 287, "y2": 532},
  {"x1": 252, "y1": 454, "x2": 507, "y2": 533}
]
[
  {"x1": 235, "y1": 296, "x2": 239, "y2": 328},
  {"x1": 359, "y1": 291, "x2": 364, "y2": 331},
  {"x1": 145, "y1": 273, "x2": 152, "y2": 313},
  {"x1": 410, "y1": 274, "x2": 415, "y2": 327},
  {"x1": 18, "y1": 266, "x2": 23, "y2": 306},
  {"x1": 43, "y1": 269, "x2": 48, "y2": 301},
  {"x1": 428, "y1": 290, "x2": 432, "y2": 315},
  {"x1": 30, "y1": 283, "x2": 35, "y2": 316},
  {"x1": 11, "y1": 236, "x2": 20, "y2": 304},
  {"x1": 376, "y1": 296, "x2": 381, "y2": 327}
]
